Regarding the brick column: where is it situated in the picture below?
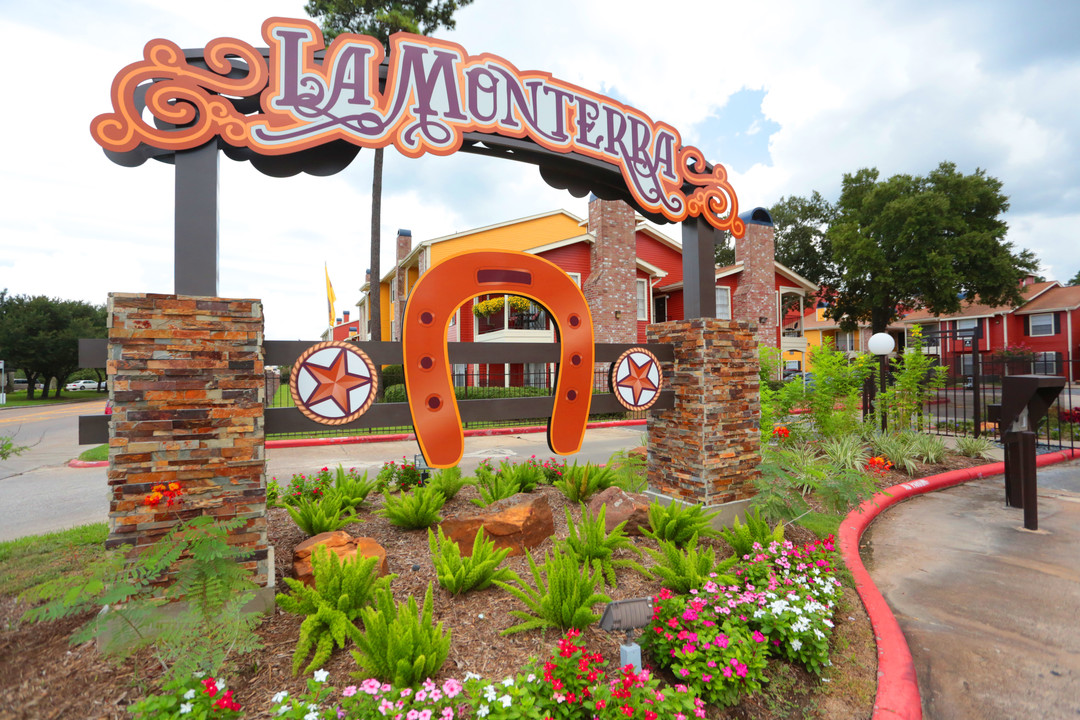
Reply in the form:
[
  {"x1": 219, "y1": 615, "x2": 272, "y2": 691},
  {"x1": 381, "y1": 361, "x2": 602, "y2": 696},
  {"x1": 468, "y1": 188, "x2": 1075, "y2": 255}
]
[
  {"x1": 733, "y1": 213, "x2": 777, "y2": 348},
  {"x1": 106, "y1": 293, "x2": 269, "y2": 586},
  {"x1": 584, "y1": 198, "x2": 638, "y2": 343},
  {"x1": 646, "y1": 318, "x2": 760, "y2": 517}
]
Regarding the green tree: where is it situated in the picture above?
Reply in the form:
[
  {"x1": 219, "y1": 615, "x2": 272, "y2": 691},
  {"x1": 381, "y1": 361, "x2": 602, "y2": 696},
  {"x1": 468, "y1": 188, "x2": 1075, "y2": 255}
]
[
  {"x1": 304, "y1": 0, "x2": 475, "y2": 346},
  {"x1": 824, "y1": 162, "x2": 1038, "y2": 334},
  {"x1": 1067, "y1": 269, "x2": 1080, "y2": 287},
  {"x1": 0, "y1": 291, "x2": 107, "y2": 399}
]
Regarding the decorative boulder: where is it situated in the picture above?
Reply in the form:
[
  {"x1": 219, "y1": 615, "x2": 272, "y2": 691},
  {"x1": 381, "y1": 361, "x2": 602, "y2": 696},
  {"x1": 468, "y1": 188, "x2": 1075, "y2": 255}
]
[
  {"x1": 587, "y1": 486, "x2": 652, "y2": 536},
  {"x1": 439, "y1": 493, "x2": 555, "y2": 557},
  {"x1": 292, "y1": 531, "x2": 388, "y2": 587}
]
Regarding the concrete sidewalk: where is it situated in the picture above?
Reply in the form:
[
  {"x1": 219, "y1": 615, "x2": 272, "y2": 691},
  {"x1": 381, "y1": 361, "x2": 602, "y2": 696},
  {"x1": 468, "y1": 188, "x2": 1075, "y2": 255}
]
[{"x1": 864, "y1": 459, "x2": 1080, "y2": 719}]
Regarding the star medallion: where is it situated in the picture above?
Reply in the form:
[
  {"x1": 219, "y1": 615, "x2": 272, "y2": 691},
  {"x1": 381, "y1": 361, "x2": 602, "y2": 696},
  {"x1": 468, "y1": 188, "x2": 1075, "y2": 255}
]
[
  {"x1": 610, "y1": 348, "x2": 663, "y2": 411},
  {"x1": 290, "y1": 341, "x2": 379, "y2": 425}
]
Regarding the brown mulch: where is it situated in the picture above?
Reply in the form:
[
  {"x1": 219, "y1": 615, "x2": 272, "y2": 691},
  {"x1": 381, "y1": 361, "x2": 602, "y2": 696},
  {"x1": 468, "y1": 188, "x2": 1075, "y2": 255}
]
[{"x1": 0, "y1": 454, "x2": 993, "y2": 720}]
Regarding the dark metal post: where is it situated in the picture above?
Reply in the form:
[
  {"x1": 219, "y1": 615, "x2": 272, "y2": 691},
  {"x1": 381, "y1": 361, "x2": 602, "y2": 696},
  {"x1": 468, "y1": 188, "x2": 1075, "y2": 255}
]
[
  {"x1": 1019, "y1": 431, "x2": 1038, "y2": 530},
  {"x1": 879, "y1": 355, "x2": 888, "y2": 432},
  {"x1": 1003, "y1": 432, "x2": 1024, "y2": 508},
  {"x1": 681, "y1": 217, "x2": 716, "y2": 319},
  {"x1": 971, "y1": 324, "x2": 983, "y2": 439},
  {"x1": 174, "y1": 142, "x2": 219, "y2": 296}
]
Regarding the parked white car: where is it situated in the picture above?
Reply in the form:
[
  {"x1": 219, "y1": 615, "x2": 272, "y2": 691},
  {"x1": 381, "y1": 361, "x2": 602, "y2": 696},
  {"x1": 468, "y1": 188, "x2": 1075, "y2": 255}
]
[{"x1": 65, "y1": 379, "x2": 100, "y2": 391}]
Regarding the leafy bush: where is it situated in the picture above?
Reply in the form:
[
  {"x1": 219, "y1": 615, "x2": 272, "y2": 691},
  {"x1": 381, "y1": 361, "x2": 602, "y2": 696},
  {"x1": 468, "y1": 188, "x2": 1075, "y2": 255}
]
[
  {"x1": 472, "y1": 471, "x2": 521, "y2": 507},
  {"x1": 554, "y1": 461, "x2": 614, "y2": 503},
  {"x1": 954, "y1": 434, "x2": 996, "y2": 459},
  {"x1": 266, "y1": 478, "x2": 282, "y2": 508},
  {"x1": 606, "y1": 448, "x2": 648, "y2": 493},
  {"x1": 499, "y1": 460, "x2": 544, "y2": 493},
  {"x1": 428, "y1": 526, "x2": 511, "y2": 594},
  {"x1": 803, "y1": 339, "x2": 873, "y2": 438},
  {"x1": 375, "y1": 457, "x2": 423, "y2": 492},
  {"x1": 494, "y1": 546, "x2": 611, "y2": 635},
  {"x1": 643, "y1": 499, "x2": 719, "y2": 546},
  {"x1": 870, "y1": 431, "x2": 920, "y2": 475},
  {"x1": 349, "y1": 583, "x2": 451, "y2": 687},
  {"x1": 912, "y1": 433, "x2": 948, "y2": 464},
  {"x1": 331, "y1": 465, "x2": 377, "y2": 508},
  {"x1": 750, "y1": 458, "x2": 812, "y2": 523},
  {"x1": 279, "y1": 469, "x2": 334, "y2": 506},
  {"x1": 378, "y1": 484, "x2": 446, "y2": 529},
  {"x1": 382, "y1": 383, "x2": 550, "y2": 403},
  {"x1": 641, "y1": 534, "x2": 737, "y2": 593},
  {"x1": 820, "y1": 434, "x2": 870, "y2": 471},
  {"x1": 428, "y1": 466, "x2": 472, "y2": 500},
  {"x1": 720, "y1": 507, "x2": 784, "y2": 559},
  {"x1": 815, "y1": 466, "x2": 879, "y2": 515},
  {"x1": 286, "y1": 493, "x2": 358, "y2": 536},
  {"x1": 877, "y1": 324, "x2": 947, "y2": 431},
  {"x1": 275, "y1": 545, "x2": 394, "y2": 675},
  {"x1": 557, "y1": 504, "x2": 640, "y2": 587}
]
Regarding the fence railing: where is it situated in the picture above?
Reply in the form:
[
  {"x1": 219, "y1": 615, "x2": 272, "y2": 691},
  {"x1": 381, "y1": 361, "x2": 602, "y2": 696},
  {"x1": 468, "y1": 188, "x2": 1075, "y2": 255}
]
[{"x1": 920, "y1": 353, "x2": 1077, "y2": 452}]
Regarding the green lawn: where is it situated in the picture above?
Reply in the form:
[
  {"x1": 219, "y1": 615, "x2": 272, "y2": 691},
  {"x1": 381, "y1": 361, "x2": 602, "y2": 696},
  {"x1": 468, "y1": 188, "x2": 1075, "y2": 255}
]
[
  {"x1": 1, "y1": 389, "x2": 107, "y2": 409},
  {"x1": 78, "y1": 444, "x2": 109, "y2": 462},
  {"x1": 0, "y1": 523, "x2": 109, "y2": 598}
]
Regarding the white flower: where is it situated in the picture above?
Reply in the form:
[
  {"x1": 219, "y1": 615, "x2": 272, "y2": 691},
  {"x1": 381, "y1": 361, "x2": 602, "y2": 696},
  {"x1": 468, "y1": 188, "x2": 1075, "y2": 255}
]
[
  {"x1": 272, "y1": 691, "x2": 289, "y2": 704},
  {"x1": 477, "y1": 704, "x2": 490, "y2": 718},
  {"x1": 305, "y1": 712, "x2": 319, "y2": 720},
  {"x1": 217, "y1": 678, "x2": 226, "y2": 689},
  {"x1": 499, "y1": 694, "x2": 512, "y2": 707},
  {"x1": 277, "y1": 705, "x2": 291, "y2": 716},
  {"x1": 823, "y1": 618, "x2": 834, "y2": 628},
  {"x1": 179, "y1": 703, "x2": 193, "y2": 715},
  {"x1": 313, "y1": 668, "x2": 330, "y2": 683},
  {"x1": 464, "y1": 672, "x2": 481, "y2": 681},
  {"x1": 501, "y1": 677, "x2": 514, "y2": 687},
  {"x1": 790, "y1": 639, "x2": 802, "y2": 651},
  {"x1": 183, "y1": 689, "x2": 196, "y2": 700}
]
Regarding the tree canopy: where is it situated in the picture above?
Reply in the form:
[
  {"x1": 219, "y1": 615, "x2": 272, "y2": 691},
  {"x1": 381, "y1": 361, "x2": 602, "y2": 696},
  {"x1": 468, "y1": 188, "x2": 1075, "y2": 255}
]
[
  {"x1": 0, "y1": 291, "x2": 107, "y2": 399},
  {"x1": 823, "y1": 162, "x2": 1038, "y2": 333},
  {"x1": 1067, "y1": 269, "x2": 1080, "y2": 287}
]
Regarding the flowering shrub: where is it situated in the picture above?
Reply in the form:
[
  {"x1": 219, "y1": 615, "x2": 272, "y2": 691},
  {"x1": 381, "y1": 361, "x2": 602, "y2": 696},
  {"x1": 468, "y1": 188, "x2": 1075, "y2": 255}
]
[
  {"x1": 588, "y1": 665, "x2": 706, "y2": 720},
  {"x1": 376, "y1": 457, "x2": 424, "y2": 492},
  {"x1": 271, "y1": 670, "x2": 465, "y2": 719},
  {"x1": 865, "y1": 455, "x2": 893, "y2": 476},
  {"x1": 129, "y1": 675, "x2": 243, "y2": 719},
  {"x1": 521, "y1": 454, "x2": 567, "y2": 484},
  {"x1": 642, "y1": 536, "x2": 842, "y2": 705},
  {"x1": 277, "y1": 469, "x2": 334, "y2": 506},
  {"x1": 771, "y1": 425, "x2": 790, "y2": 440},
  {"x1": 1060, "y1": 408, "x2": 1080, "y2": 425},
  {"x1": 472, "y1": 295, "x2": 532, "y2": 317}
]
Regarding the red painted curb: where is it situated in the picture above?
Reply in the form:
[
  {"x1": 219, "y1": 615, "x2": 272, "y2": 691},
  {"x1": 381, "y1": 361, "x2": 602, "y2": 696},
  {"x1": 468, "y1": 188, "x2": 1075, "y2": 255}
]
[
  {"x1": 265, "y1": 418, "x2": 646, "y2": 449},
  {"x1": 68, "y1": 459, "x2": 108, "y2": 468},
  {"x1": 839, "y1": 447, "x2": 1079, "y2": 720}
]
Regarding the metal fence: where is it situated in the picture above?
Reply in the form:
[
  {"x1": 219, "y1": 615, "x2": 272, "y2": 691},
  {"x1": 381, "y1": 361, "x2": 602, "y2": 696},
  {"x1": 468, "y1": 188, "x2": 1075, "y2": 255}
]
[{"x1": 920, "y1": 353, "x2": 1078, "y2": 452}]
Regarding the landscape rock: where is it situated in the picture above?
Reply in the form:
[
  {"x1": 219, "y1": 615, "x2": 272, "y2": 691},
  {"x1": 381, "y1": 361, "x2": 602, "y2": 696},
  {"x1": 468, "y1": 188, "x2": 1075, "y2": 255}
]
[
  {"x1": 292, "y1": 531, "x2": 388, "y2": 587},
  {"x1": 439, "y1": 493, "x2": 555, "y2": 556},
  {"x1": 587, "y1": 486, "x2": 652, "y2": 535}
]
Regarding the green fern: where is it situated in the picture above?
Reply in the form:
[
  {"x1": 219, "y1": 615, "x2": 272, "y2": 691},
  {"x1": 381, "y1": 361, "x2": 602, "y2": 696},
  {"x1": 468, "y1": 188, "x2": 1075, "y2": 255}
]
[
  {"x1": 332, "y1": 466, "x2": 378, "y2": 508},
  {"x1": 554, "y1": 462, "x2": 614, "y2": 503},
  {"x1": 428, "y1": 526, "x2": 512, "y2": 594},
  {"x1": 499, "y1": 460, "x2": 543, "y2": 493},
  {"x1": 642, "y1": 534, "x2": 737, "y2": 593},
  {"x1": 493, "y1": 546, "x2": 611, "y2": 635},
  {"x1": 557, "y1": 504, "x2": 640, "y2": 587},
  {"x1": 378, "y1": 484, "x2": 446, "y2": 529},
  {"x1": 471, "y1": 472, "x2": 521, "y2": 507},
  {"x1": 606, "y1": 449, "x2": 648, "y2": 493},
  {"x1": 287, "y1": 493, "x2": 358, "y2": 536},
  {"x1": 349, "y1": 583, "x2": 451, "y2": 687},
  {"x1": 643, "y1": 499, "x2": 719, "y2": 546},
  {"x1": 719, "y1": 508, "x2": 785, "y2": 560},
  {"x1": 276, "y1": 544, "x2": 394, "y2": 676},
  {"x1": 429, "y1": 466, "x2": 473, "y2": 501}
]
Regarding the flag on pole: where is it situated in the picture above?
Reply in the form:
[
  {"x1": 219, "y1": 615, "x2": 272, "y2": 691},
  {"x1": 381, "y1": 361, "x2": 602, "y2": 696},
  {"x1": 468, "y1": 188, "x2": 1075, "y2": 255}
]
[{"x1": 325, "y1": 263, "x2": 336, "y2": 327}]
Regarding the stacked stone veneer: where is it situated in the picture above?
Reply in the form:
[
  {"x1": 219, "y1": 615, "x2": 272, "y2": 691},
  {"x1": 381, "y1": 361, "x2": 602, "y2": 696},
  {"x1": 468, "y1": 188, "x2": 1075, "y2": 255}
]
[
  {"x1": 646, "y1": 318, "x2": 760, "y2": 505},
  {"x1": 583, "y1": 198, "x2": 638, "y2": 343},
  {"x1": 733, "y1": 219, "x2": 777, "y2": 347},
  {"x1": 106, "y1": 293, "x2": 269, "y2": 586}
]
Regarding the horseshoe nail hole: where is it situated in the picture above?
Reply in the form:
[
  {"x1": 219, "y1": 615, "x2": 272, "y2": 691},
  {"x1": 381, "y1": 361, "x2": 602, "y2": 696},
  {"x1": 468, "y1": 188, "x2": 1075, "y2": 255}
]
[
  {"x1": 427, "y1": 395, "x2": 443, "y2": 411},
  {"x1": 419, "y1": 355, "x2": 435, "y2": 370},
  {"x1": 568, "y1": 314, "x2": 581, "y2": 328},
  {"x1": 566, "y1": 389, "x2": 578, "y2": 401},
  {"x1": 570, "y1": 353, "x2": 582, "y2": 366},
  {"x1": 419, "y1": 311, "x2": 435, "y2": 325}
]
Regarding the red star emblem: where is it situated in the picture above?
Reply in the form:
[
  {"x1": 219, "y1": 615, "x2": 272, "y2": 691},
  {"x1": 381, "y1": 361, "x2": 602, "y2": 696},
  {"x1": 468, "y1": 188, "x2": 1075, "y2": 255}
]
[
  {"x1": 616, "y1": 355, "x2": 659, "y2": 407},
  {"x1": 303, "y1": 348, "x2": 372, "y2": 415}
]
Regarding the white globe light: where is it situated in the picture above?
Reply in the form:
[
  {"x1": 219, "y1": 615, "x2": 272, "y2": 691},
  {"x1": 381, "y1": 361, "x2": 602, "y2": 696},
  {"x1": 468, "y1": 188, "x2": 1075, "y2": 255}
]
[{"x1": 868, "y1": 332, "x2": 896, "y2": 356}]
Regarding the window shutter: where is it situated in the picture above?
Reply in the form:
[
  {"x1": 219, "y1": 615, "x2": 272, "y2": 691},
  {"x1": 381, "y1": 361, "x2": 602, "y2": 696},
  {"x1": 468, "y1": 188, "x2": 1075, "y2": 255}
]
[
  {"x1": 1023, "y1": 316, "x2": 1030, "y2": 336},
  {"x1": 1054, "y1": 312, "x2": 1061, "y2": 334}
]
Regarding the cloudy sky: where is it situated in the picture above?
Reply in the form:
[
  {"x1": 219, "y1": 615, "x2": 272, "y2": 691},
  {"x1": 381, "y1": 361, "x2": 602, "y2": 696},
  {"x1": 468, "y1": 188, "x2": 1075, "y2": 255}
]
[{"x1": 3, "y1": 0, "x2": 1079, "y2": 340}]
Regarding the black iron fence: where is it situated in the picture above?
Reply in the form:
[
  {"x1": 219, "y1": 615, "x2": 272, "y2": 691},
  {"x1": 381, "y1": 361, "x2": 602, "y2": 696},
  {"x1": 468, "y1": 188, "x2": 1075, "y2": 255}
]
[{"x1": 920, "y1": 353, "x2": 1078, "y2": 451}]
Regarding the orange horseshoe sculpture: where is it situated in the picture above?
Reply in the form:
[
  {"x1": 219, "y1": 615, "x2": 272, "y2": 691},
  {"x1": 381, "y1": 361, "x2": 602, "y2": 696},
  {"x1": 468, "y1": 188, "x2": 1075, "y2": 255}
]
[{"x1": 402, "y1": 250, "x2": 595, "y2": 468}]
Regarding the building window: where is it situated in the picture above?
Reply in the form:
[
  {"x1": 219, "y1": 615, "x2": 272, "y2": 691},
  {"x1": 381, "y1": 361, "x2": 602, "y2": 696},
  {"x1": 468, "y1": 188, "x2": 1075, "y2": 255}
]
[
  {"x1": 653, "y1": 296, "x2": 667, "y2": 323},
  {"x1": 715, "y1": 286, "x2": 731, "y2": 320},
  {"x1": 567, "y1": 272, "x2": 581, "y2": 287},
  {"x1": 449, "y1": 309, "x2": 457, "y2": 327},
  {"x1": 1032, "y1": 352, "x2": 1060, "y2": 375},
  {"x1": 959, "y1": 353, "x2": 974, "y2": 376},
  {"x1": 452, "y1": 363, "x2": 467, "y2": 387},
  {"x1": 636, "y1": 279, "x2": 648, "y2": 320},
  {"x1": 1029, "y1": 313, "x2": 1055, "y2": 337},
  {"x1": 835, "y1": 331, "x2": 855, "y2": 352}
]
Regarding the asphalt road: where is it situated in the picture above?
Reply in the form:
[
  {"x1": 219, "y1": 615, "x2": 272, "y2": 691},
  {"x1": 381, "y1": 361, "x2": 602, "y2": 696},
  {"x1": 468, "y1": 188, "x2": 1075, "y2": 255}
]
[{"x1": 0, "y1": 401, "x2": 642, "y2": 543}]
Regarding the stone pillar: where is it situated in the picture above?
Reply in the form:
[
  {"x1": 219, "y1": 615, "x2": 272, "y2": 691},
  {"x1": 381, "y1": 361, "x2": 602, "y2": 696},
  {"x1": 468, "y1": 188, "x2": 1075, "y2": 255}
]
[
  {"x1": 646, "y1": 318, "x2": 760, "y2": 518},
  {"x1": 394, "y1": 229, "x2": 412, "y2": 341},
  {"x1": 733, "y1": 211, "x2": 777, "y2": 348},
  {"x1": 583, "y1": 197, "x2": 638, "y2": 343},
  {"x1": 106, "y1": 293, "x2": 269, "y2": 586}
]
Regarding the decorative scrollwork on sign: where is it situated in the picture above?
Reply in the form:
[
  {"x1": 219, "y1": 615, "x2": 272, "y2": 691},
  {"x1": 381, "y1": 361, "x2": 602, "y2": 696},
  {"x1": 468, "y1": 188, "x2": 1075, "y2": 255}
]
[
  {"x1": 91, "y1": 37, "x2": 268, "y2": 153},
  {"x1": 681, "y1": 147, "x2": 746, "y2": 237}
]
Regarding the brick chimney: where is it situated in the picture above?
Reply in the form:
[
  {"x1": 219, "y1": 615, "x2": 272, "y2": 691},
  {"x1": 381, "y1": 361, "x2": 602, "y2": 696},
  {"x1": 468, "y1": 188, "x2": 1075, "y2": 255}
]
[
  {"x1": 583, "y1": 197, "x2": 637, "y2": 343},
  {"x1": 394, "y1": 230, "x2": 412, "y2": 341},
  {"x1": 732, "y1": 207, "x2": 777, "y2": 347},
  {"x1": 342, "y1": 310, "x2": 349, "y2": 323}
]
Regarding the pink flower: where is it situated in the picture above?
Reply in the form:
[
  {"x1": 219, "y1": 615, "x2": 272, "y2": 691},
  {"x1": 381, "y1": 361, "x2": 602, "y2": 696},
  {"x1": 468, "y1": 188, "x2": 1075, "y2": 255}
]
[
  {"x1": 342, "y1": 685, "x2": 358, "y2": 697},
  {"x1": 753, "y1": 631, "x2": 766, "y2": 643}
]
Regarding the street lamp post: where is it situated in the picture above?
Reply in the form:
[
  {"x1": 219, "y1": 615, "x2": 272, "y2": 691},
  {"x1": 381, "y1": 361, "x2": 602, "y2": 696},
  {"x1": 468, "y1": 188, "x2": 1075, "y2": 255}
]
[{"x1": 868, "y1": 332, "x2": 896, "y2": 432}]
